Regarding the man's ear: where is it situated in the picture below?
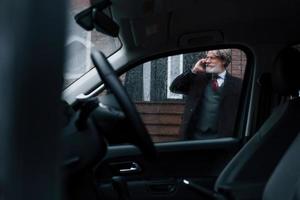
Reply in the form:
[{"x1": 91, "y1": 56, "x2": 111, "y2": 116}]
[{"x1": 222, "y1": 61, "x2": 226, "y2": 67}]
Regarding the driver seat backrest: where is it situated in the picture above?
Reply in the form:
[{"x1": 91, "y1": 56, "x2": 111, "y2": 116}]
[
  {"x1": 214, "y1": 47, "x2": 300, "y2": 199},
  {"x1": 263, "y1": 132, "x2": 300, "y2": 200}
]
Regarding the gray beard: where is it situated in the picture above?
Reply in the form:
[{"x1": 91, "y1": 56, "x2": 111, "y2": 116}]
[{"x1": 205, "y1": 64, "x2": 225, "y2": 74}]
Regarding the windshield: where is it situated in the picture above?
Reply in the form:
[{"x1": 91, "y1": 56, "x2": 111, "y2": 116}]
[{"x1": 63, "y1": 0, "x2": 121, "y2": 88}]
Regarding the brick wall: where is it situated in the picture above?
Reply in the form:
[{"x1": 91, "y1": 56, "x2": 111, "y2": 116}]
[
  {"x1": 227, "y1": 49, "x2": 247, "y2": 79},
  {"x1": 136, "y1": 102, "x2": 185, "y2": 142},
  {"x1": 70, "y1": 0, "x2": 89, "y2": 9}
]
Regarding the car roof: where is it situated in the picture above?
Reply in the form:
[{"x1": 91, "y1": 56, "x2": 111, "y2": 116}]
[
  {"x1": 111, "y1": 0, "x2": 300, "y2": 59},
  {"x1": 63, "y1": 0, "x2": 300, "y2": 104}
]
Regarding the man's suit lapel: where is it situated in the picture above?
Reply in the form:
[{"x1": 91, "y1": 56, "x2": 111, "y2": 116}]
[{"x1": 220, "y1": 72, "x2": 236, "y2": 100}]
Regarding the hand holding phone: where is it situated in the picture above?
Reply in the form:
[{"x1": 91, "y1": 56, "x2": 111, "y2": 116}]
[{"x1": 191, "y1": 59, "x2": 206, "y2": 74}]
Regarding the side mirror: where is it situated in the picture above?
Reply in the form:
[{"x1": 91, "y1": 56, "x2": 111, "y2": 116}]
[{"x1": 74, "y1": 0, "x2": 119, "y2": 37}]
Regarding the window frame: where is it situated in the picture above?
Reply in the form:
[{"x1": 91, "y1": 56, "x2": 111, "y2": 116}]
[{"x1": 116, "y1": 47, "x2": 254, "y2": 143}]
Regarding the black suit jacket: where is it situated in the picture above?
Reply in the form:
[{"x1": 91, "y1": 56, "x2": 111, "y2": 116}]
[{"x1": 169, "y1": 70, "x2": 242, "y2": 139}]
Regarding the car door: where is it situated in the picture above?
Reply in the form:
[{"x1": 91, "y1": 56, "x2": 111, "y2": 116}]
[{"x1": 95, "y1": 48, "x2": 252, "y2": 200}]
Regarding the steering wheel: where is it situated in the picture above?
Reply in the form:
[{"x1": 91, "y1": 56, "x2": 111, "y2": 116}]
[{"x1": 91, "y1": 50, "x2": 157, "y2": 161}]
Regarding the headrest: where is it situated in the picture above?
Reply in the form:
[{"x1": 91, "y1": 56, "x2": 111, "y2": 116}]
[{"x1": 272, "y1": 47, "x2": 300, "y2": 96}]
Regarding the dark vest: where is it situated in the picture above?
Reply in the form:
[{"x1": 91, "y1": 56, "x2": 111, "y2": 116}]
[{"x1": 193, "y1": 82, "x2": 224, "y2": 138}]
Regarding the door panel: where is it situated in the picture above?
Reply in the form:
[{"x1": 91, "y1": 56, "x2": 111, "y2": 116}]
[{"x1": 95, "y1": 138, "x2": 240, "y2": 200}]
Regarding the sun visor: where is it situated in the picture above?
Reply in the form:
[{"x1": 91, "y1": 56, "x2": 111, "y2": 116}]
[{"x1": 129, "y1": 13, "x2": 170, "y2": 48}]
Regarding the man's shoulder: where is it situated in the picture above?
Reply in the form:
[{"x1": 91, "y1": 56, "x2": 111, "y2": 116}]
[
  {"x1": 226, "y1": 73, "x2": 242, "y2": 83},
  {"x1": 225, "y1": 73, "x2": 243, "y2": 92},
  {"x1": 231, "y1": 76, "x2": 242, "y2": 84}
]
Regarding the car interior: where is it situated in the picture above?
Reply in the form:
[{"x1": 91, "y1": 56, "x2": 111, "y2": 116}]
[{"x1": 1, "y1": 0, "x2": 300, "y2": 200}]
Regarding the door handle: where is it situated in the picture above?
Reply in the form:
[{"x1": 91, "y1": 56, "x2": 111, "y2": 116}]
[
  {"x1": 109, "y1": 161, "x2": 142, "y2": 175},
  {"x1": 119, "y1": 162, "x2": 141, "y2": 173}
]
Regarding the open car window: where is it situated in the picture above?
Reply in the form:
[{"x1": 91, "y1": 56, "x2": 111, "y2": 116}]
[
  {"x1": 121, "y1": 49, "x2": 247, "y2": 142},
  {"x1": 63, "y1": 0, "x2": 121, "y2": 89}
]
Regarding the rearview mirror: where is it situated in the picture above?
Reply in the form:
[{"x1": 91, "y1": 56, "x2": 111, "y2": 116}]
[{"x1": 74, "y1": 0, "x2": 119, "y2": 37}]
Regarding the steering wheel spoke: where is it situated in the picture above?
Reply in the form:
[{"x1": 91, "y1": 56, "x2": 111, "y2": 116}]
[{"x1": 91, "y1": 50, "x2": 157, "y2": 161}]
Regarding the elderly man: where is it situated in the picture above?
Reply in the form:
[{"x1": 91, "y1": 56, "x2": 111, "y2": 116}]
[{"x1": 170, "y1": 49, "x2": 242, "y2": 139}]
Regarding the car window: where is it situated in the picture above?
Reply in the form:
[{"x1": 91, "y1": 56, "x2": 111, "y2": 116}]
[
  {"x1": 122, "y1": 49, "x2": 247, "y2": 142},
  {"x1": 63, "y1": 0, "x2": 121, "y2": 89}
]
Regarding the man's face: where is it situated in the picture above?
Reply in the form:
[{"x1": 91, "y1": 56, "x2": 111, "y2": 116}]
[{"x1": 205, "y1": 51, "x2": 226, "y2": 73}]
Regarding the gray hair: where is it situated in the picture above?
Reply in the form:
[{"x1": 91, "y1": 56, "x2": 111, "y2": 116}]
[{"x1": 209, "y1": 49, "x2": 232, "y2": 68}]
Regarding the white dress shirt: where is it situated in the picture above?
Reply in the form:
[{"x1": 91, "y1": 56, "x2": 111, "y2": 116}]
[{"x1": 217, "y1": 70, "x2": 226, "y2": 87}]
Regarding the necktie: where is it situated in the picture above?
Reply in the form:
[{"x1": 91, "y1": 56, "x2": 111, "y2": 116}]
[{"x1": 211, "y1": 78, "x2": 219, "y2": 91}]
